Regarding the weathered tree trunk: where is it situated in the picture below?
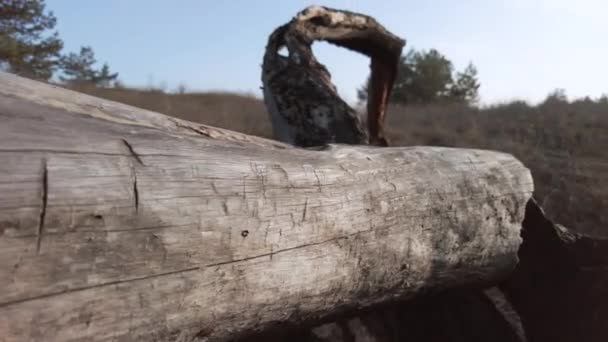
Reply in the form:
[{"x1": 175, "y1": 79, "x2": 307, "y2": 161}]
[
  {"x1": 0, "y1": 72, "x2": 533, "y2": 341},
  {"x1": 262, "y1": 6, "x2": 405, "y2": 147}
]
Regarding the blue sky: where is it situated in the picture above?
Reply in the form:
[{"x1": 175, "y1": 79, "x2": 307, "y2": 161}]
[{"x1": 46, "y1": 0, "x2": 607, "y2": 104}]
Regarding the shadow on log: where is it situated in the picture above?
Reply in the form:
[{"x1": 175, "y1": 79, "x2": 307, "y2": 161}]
[{"x1": 502, "y1": 199, "x2": 608, "y2": 342}]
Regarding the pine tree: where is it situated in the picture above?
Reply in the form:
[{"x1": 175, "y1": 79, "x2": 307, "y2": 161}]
[
  {"x1": 449, "y1": 62, "x2": 480, "y2": 104},
  {"x1": 358, "y1": 49, "x2": 481, "y2": 105},
  {"x1": 0, "y1": 0, "x2": 63, "y2": 79},
  {"x1": 406, "y1": 49, "x2": 454, "y2": 104},
  {"x1": 60, "y1": 46, "x2": 118, "y2": 86},
  {"x1": 93, "y1": 63, "x2": 118, "y2": 87}
]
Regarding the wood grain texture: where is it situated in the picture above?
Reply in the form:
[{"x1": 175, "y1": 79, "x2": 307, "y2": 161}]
[{"x1": 0, "y1": 73, "x2": 533, "y2": 341}]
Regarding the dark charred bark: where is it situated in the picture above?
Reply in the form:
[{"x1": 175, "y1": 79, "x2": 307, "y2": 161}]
[
  {"x1": 501, "y1": 199, "x2": 608, "y2": 342},
  {"x1": 261, "y1": 6, "x2": 404, "y2": 147}
]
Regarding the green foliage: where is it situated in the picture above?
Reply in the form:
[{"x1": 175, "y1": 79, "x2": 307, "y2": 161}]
[
  {"x1": 403, "y1": 49, "x2": 454, "y2": 103},
  {"x1": 358, "y1": 48, "x2": 480, "y2": 105},
  {"x1": 0, "y1": 0, "x2": 63, "y2": 79},
  {"x1": 95, "y1": 63, "x2": 118, "y2": 87},
  {"x1": 59, "y1": 46, "x2": 96, "y2": 83},
  {"x1": 449, "y1": 62, "x2": 480, "y2": 104},
  {"x1": 0, "y1": 0, "x2": 119, "y2": 85},
  {"x1": 59, "y1": 46, "x2": 118, "y2": 86}
]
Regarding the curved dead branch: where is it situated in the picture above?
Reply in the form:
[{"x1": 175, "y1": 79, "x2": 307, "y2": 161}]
[{"x1": 262, "y1": 6, "x2": 405, "y2": 147}]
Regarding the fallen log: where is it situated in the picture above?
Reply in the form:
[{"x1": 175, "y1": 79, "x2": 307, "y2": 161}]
[{"x1": 0, "y1": 72, "x2": 533, "y2": 341}]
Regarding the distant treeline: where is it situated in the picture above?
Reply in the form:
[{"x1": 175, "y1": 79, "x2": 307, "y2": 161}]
[{"x1": 2, "y1": 0, "x2": 606, "y2": 107}]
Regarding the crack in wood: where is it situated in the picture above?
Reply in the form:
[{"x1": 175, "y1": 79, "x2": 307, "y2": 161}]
[
  {"x1": 173, "y1": 121, "x2": 212, "y2": 138},
  {"x1": 313, "y1": 169, "x2": 323, "y2": 192},
  {"x1": 121, "y1": 139, "x2": 144, "y2": 165},
  {"x1": 302, "y1": 198, "x2": 308, "y2": 222},
  {"x1": 133, "y1": 171, "x2": 139, "y2": 212},
  {"x1": 122, "y1": 139, "x2": 142, "y2": 213},
  {"x1": 2, "y1": 223, "x2": 373, "y2": 308},
  {"x1": 222, "y1": 200, "x2": 229, "y2": 216},
  {"x1": 211, "y1": 181, "x2": 220, "y2": 195},
  {"x1": 36, "y1": 159, "x2": 47, "y2": 255},
  {"x1": 0, "y1": 267, "x2": 200, "y2": 308},
  {"x1": 205, "y1": 228, "x2": 372, "y2": 268}
]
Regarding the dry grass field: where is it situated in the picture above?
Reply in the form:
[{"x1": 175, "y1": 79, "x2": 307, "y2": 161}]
[{"x1": 72, "y1": 84, "x2": 608, "y2": 237}]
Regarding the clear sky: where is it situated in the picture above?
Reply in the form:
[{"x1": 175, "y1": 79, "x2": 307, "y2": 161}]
[{"x1": 46, "y1": 0, "x2": 607, "y2": 104}]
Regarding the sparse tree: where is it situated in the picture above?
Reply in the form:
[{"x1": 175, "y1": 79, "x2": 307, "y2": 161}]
[
  {"x1": 93, "y1": 62, "x2": 118, "y2": 87},
  {"x1": 0, "y1": 0, "x2": 63, "y2": 80},
  {"x1": 449, "y1": 62, "x2": 480, "y2": 104},
  {"x1": 59, "y1": 46, "x2": 117, "y2": 86},
  {"x1": 542, "y1": 88, "x2": 568, "y2": 105},
  {"x1": 59, "y1": 46, "x2": 96, "y2": 83},
  {"x1": 406, "y1": 49, "x2": 454, "y2": 103},
  {"x1": 358, "y1": 48, "x2": 480, "y2": 105}
]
